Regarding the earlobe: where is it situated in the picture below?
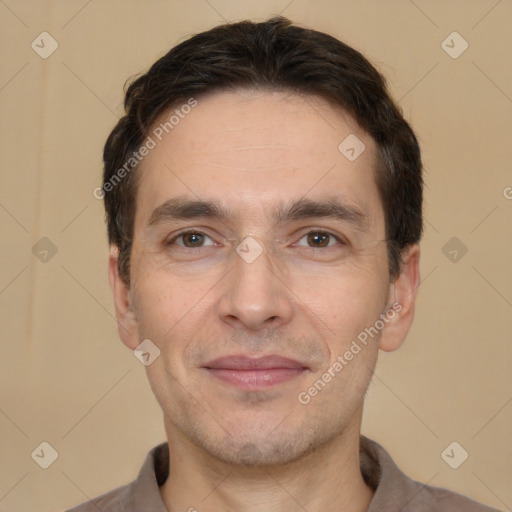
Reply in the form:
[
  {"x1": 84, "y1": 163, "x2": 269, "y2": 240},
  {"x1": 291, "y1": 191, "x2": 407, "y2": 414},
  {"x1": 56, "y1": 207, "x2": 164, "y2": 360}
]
[
  {"x1": 378, "y1": 244, "x2": 421, "y2": 352},
  {"x1": 108, "y1": 246, "x2": 140, "y2": 350}
]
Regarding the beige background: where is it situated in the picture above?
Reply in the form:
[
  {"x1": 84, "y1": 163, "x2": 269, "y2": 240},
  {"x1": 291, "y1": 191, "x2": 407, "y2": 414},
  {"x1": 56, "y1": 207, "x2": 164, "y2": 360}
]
[{"x1": 0, "y1": 1, "x2": 511, "y2": 511}]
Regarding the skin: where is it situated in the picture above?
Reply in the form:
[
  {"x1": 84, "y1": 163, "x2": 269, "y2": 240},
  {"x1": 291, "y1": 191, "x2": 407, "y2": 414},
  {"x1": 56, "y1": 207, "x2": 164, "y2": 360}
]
[{"x1": 109, "y1": 89, "x2": 420, "y2": 512}]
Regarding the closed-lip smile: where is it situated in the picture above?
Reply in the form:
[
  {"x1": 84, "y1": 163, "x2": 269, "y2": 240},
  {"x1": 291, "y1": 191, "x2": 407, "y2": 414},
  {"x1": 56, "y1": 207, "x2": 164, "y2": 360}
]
[{"x1": 203, "y1": 355, "x2": 308, "y2": 390}]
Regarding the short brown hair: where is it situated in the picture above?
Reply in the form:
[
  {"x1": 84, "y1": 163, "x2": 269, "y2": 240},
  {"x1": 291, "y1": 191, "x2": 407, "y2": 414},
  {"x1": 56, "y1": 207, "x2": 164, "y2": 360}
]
[{"x1": 102, "y1": 16, "x2": 423, "y2": 284}]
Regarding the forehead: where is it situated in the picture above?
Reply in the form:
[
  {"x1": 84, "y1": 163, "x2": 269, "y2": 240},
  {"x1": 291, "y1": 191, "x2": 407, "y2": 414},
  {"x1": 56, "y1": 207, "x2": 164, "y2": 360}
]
[{"x1": 134, "y1": 89, "x2": 384, "y2": 232}]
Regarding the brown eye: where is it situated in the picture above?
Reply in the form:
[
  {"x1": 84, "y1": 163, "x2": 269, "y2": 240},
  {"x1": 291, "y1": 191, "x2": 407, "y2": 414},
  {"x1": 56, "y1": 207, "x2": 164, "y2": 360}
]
[
  {"x1": 295, "y1": 231, "x2": 341, "y2": 248},
  {"x1": 181, "y1": 232, "x2": 206, "y2": 247},
  {"x1": 307, "y1": 232, "x2": 331, "y2": 247}
]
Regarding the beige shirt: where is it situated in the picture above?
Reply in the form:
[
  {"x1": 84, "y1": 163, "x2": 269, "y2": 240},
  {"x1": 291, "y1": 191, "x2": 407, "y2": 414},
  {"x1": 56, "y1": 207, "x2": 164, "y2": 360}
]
[{"x1": 66, "y1": 435, "x2": 499, "y2": 511}]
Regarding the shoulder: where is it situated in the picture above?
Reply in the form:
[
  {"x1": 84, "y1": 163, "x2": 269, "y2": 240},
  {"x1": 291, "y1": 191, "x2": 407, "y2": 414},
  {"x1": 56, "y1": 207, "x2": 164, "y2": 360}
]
[
  {"x1": 406, "y1": 480, "x2": 501, "y2": 512},
  {"x1": 65, "y1": 482, "x2": 131, "y2": 512},
  {"x1": 63, "y1": 442, "x2": 168, "y2": 512},
  {"x1": 360, "y1": 436, "x2": 500, "y2": 512}
]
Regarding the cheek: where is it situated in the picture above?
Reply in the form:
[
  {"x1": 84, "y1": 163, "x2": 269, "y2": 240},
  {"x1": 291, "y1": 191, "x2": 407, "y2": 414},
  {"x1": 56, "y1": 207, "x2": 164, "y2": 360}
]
[
  {"x1": 131, "y1": 273, "x2": 193, "y2": 342},
  {"x1": 292, "y1": 256, "x2": 389, "y2": 330}
]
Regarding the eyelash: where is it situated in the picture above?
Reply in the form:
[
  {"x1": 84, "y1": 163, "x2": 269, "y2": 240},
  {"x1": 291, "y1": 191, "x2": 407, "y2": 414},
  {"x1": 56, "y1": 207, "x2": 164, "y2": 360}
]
[{"x1": 164, "y1": 229, "x2": 346, "y2": 251}]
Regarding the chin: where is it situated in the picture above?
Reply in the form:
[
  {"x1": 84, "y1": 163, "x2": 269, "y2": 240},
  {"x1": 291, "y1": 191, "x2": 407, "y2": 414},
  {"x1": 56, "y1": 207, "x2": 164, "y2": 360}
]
[
  {"x1": 188, "y1": 420, "x2": 342, "y2": 468},
  {"x1": 206, "y1": 437, "x2": 313, "y2": 467}
]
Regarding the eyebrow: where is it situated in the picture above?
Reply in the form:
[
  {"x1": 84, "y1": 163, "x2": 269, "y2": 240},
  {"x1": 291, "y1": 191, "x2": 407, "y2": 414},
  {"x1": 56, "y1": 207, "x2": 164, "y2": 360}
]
[{"x1": 147, "y1": 195, "x2": 368, "y2": 231}]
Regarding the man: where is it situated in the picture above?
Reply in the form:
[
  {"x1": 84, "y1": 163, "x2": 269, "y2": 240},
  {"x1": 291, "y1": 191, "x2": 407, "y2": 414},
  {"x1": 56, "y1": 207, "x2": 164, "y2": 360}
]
[{"x1": 70, "y1": 16, "x2": 498, "y2": 512}]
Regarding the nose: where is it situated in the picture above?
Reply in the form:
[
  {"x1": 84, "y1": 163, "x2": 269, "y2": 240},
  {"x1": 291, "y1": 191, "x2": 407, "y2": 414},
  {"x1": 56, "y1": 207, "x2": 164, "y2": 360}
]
[{"x1": 216, "y1": 239, "x2": 294, "y2": 333}]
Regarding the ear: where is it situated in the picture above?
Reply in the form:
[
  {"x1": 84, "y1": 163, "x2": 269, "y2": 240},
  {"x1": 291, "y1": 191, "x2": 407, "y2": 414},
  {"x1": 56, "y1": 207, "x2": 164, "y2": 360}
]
[
  {"x1": 108, "y1": 246, "x2": 140, "y2": 350},
  {"x1": 379, "y1": 244, "x2": 420, "y2": 352}
]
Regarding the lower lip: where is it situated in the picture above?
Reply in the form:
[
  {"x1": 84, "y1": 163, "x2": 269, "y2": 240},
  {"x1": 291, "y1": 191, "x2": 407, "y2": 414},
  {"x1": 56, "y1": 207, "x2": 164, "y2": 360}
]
[{"x1": 205, "y1": 368, "x2": 306, "y2": 390}]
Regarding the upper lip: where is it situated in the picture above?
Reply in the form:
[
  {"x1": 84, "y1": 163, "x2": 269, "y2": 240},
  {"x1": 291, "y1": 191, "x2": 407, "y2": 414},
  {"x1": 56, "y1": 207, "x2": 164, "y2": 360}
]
[{"x1": 203, "y1": 355, "x2": 308, "y2": 370}]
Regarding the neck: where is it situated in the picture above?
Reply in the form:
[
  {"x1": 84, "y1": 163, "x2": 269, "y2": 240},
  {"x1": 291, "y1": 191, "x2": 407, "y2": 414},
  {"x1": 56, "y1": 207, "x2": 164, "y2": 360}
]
[{"x1": 159, "y1": 408, "x2": 375, "y2": 512}]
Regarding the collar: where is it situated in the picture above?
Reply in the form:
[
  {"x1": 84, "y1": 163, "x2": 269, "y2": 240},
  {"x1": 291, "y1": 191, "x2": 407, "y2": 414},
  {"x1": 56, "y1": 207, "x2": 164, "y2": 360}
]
[{"x1": 125, "y1": 435, "x2": 493, "y2": 511}]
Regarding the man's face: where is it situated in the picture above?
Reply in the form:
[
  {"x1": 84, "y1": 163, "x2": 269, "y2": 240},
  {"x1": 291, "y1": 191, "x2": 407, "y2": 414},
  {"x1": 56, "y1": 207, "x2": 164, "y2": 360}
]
[{"x1": 111, "y1": 90, "x2": 416, "y2": 466}]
